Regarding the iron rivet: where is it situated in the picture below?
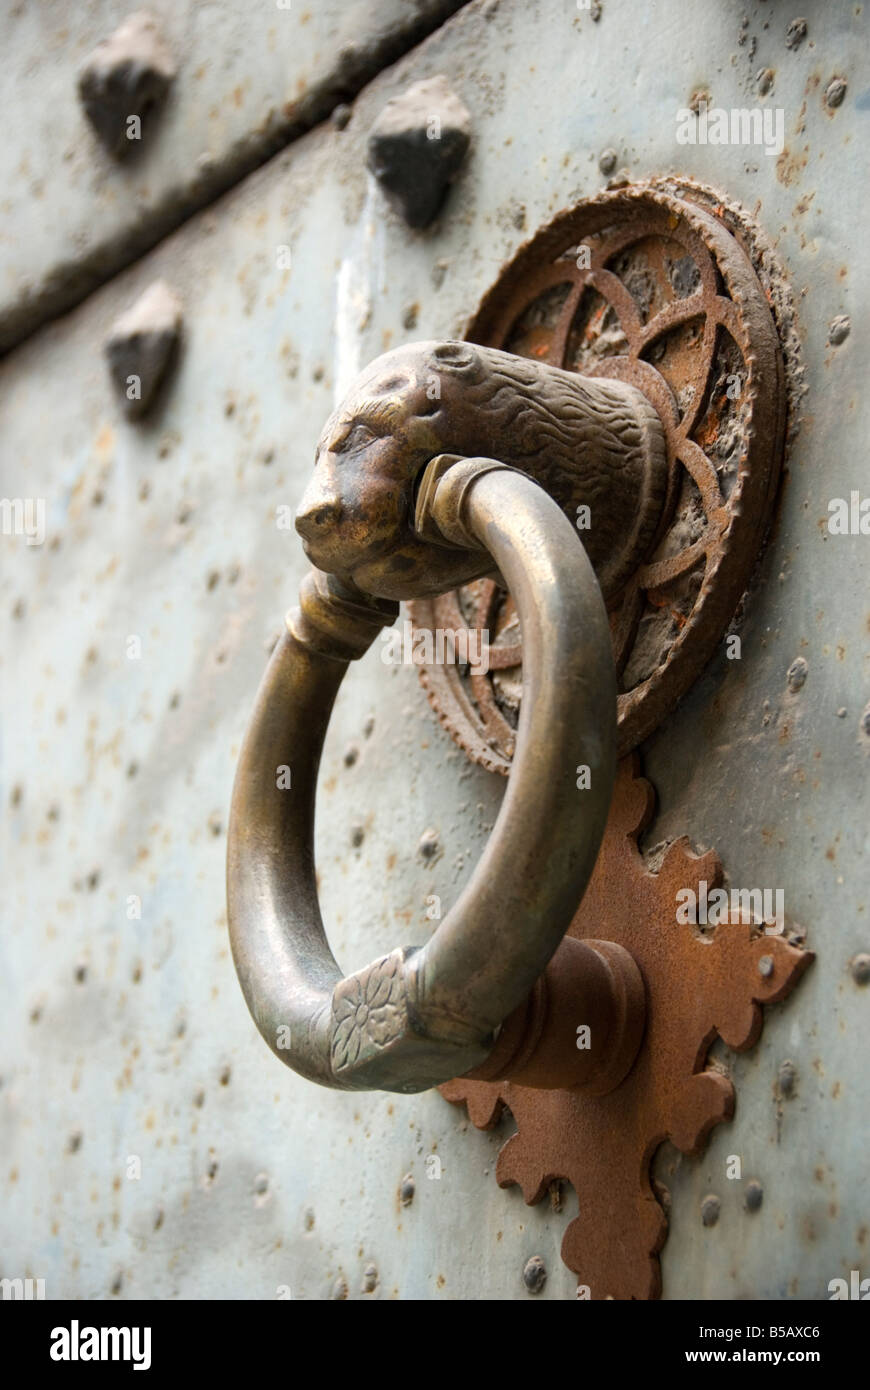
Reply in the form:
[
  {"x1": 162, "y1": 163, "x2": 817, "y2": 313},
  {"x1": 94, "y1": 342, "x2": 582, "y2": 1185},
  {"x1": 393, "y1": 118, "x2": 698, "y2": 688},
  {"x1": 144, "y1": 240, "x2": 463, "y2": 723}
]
[
  {"x1": 78, "y1": 12, "x2": 176, "y2": 159},
  {"x1": 778, "y1": 1058, "x2": 797, "y2": 1097},
  {"x1": 104, "y1": 281, "x2": 182, "y2": 420},
  {"x1": 399, "y1": 1173, "x2": 415, "y2": 1206},
  {"x1": 786, "y1": 657, "x2": 808, "y2": 692},
  {"x1": 851, "y1": 954, "x2": 870, "y2": 986},
  {"x1": 828, "y1": 315, "x2": 851, "y2": 347},
  {"x1": 598, "y1": 148, "x2": 618, "y2": 175},
  {"x1": 418, "y1": 828, "x2": 439, "y2": 859},
  {"x1": 331, "y1": 1276, "x2": 348, "y2": 1300},
  {"x1": 700, "y1": 1194, "x2": 721, "y2": 1227},
  {"x1": 362, "y1": 1262, "x2": 378, "y2": 1293},
  {"x1": 824, "y1": 77, "x2": 848, "y2": 108},
  {"x1": 784, "y1": 18, "x2": 808, "y2": 51},
  {"x1": 745, "y1": 1179, "x2": 764, "y2": 1212},
  {"x1": 522, "y1": 1255, "x2": 547, "y2": 1294},
  {"x1": 758, "y1": 955, "x2": 774, "y2": 978},
  {"x1": 367, "y1": 76, "x2": 471, "y2": 228}
]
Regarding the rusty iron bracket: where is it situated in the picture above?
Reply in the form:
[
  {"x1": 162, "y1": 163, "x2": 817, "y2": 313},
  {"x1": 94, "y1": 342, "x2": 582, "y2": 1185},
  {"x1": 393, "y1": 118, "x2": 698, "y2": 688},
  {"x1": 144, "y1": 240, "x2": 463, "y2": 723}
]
[{"x1": 442, "y1": 757, "x2": 813, "y2": 1301}]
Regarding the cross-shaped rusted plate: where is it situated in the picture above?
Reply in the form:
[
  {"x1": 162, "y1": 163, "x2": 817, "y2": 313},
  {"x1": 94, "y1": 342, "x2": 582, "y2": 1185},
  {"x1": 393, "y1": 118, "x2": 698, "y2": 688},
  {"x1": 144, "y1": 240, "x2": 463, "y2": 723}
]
[{"x1": 441, "y1": 758, "x2": 812, "y2": 1300}]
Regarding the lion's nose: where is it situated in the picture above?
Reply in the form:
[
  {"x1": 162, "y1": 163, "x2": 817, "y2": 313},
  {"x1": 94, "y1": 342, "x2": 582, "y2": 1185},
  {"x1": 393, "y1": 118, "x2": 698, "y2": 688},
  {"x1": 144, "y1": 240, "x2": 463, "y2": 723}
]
[{"x1": 295, "y1": 491, "x2": 343, "y2": 540}]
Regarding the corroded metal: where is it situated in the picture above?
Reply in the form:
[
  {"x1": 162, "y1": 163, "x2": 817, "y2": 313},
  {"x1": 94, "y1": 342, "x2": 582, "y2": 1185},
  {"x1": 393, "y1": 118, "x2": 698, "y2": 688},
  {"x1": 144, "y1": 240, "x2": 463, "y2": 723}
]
[
  {"x1": 228, "y1": 460, "x2": 623, "y2": 1092},
  {"x1": 441, "y1": 758, "x2": 813, "y2": 1299},
  {"x1": 409, "y1": 183, "x2": 786, "y2": 773}
]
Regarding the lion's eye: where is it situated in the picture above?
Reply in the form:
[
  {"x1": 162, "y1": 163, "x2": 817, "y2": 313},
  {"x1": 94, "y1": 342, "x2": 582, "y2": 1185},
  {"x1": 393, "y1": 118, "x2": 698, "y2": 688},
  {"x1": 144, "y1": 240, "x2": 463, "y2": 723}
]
[{"x1": 341, "y1": 423, "x2": 377, "y2": 453}]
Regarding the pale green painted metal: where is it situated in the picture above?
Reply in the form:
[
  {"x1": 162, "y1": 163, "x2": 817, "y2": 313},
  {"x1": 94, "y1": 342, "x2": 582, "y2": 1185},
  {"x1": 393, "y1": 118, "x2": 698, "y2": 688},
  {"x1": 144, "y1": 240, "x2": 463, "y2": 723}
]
[{"x1": 0, "y1": 0, "x2": 867, "y2": 1300}]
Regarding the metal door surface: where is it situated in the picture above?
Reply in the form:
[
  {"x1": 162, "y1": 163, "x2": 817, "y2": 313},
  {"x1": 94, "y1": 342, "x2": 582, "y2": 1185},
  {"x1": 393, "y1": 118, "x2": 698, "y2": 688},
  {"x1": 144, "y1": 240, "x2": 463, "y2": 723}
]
[{"x1": 1, "y1": 0, "x2": 867, "y2": 1309}]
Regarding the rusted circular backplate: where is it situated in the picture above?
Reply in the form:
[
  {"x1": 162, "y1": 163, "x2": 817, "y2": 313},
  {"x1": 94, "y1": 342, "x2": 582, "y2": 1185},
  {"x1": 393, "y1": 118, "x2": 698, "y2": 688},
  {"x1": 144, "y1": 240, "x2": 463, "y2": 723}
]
[{"x1": 408, "y1": 182, "x2": 785, "y2": 773}]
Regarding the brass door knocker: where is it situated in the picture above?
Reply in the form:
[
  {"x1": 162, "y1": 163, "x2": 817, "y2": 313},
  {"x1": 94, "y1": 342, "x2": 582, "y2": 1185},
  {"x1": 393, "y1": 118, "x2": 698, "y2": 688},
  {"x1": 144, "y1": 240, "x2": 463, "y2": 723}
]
[
  {"x1": 227, "y1": 351, "x2": 665, "y2": 1092},
  {"x1": 227, "y1": 182, "x2": 810, "y2": 1295}
]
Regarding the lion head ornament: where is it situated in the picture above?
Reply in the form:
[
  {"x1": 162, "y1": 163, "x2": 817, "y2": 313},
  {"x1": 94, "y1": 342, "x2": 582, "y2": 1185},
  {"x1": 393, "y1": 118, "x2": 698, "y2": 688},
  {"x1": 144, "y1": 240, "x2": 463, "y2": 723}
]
[{"x1": 295, "y1": 340, "x2": 664, "y2": 601}]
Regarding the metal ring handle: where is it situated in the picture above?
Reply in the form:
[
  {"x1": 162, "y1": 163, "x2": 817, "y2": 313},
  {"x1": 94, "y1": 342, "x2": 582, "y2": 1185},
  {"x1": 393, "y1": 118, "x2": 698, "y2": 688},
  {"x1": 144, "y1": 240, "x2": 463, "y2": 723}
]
[{"x1": 227, "y1": 459, "x2": 616, "y2": 1093}]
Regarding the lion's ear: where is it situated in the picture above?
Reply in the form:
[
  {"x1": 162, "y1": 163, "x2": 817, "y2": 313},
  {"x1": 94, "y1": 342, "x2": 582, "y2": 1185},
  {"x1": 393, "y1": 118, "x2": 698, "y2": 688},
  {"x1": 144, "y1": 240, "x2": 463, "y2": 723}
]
[{"x1": 429, "y1": 342, "x2": 478, "y2": 373}]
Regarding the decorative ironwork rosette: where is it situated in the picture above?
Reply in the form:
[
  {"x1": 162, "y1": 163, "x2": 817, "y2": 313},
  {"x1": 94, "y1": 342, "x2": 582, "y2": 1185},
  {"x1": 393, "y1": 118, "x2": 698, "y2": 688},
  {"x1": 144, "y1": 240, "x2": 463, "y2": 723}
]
[{"x1": 408, "y1": 183, "x2": 785, "y2": 772}]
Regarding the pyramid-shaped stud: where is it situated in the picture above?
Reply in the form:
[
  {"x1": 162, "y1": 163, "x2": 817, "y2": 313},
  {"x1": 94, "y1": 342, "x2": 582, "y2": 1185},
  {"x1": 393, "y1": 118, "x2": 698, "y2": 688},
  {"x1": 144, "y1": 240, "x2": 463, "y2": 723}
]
[
  {"x1": 78, "y1": 11, "x2": 176, "y2": 159},
  {"x1": 367, "y1": 76, "x2": 471, "y2": 229},
  {"x1": 104, "y1": 281, "x2": 182, "y2": 420}
]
